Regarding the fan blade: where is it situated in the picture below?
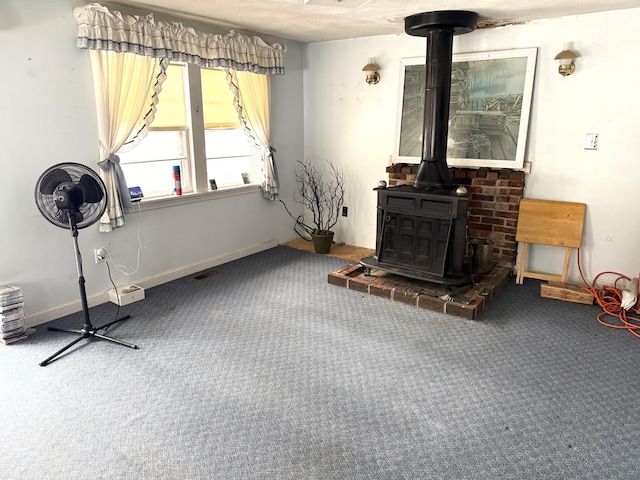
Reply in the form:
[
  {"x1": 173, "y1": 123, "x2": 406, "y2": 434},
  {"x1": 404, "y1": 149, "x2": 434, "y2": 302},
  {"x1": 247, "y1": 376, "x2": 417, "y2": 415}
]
[
  {"x1": 39, "y1": 168, "x2": 72, "y2": 195},
  {"x1": 78, "y1": 174, "x2": 104, "y2": 203}
]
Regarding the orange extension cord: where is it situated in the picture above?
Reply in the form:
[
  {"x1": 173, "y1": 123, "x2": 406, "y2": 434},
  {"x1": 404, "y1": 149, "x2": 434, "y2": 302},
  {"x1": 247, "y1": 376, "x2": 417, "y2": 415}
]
[{"x1": 578, "y1": 248, "x2": 640, "y2": 338}]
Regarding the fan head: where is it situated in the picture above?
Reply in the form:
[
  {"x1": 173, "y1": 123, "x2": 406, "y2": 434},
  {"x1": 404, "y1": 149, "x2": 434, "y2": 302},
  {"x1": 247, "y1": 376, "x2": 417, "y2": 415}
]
[{"x1": 35, "y1": 163, "x2": 107, "y2": 229}]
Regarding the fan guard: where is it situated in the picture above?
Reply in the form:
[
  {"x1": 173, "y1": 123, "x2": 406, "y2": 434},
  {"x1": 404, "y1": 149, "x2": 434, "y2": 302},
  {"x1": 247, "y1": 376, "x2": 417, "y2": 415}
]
[{"x1": 34, "y1": 162, "x2": 107, "y2": 229}]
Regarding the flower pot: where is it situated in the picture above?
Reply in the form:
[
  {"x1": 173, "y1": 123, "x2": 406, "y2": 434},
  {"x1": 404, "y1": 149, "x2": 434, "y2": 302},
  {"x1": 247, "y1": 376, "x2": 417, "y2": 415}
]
[{"x1": 311, "y1": 232, "x2": 334, "y2": 254}]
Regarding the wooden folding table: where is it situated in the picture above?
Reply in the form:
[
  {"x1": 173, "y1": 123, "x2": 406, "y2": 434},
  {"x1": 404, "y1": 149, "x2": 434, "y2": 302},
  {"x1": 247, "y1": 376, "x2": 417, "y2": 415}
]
[{"x1": 515, "y1": 198, "x2": 586, "y2": 285}]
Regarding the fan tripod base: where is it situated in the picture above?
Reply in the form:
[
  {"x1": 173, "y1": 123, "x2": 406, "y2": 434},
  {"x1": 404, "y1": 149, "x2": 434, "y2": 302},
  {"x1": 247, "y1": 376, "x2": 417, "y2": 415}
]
[{"x1": 39, "y1": 315, "x2": 138, "y2": 367}]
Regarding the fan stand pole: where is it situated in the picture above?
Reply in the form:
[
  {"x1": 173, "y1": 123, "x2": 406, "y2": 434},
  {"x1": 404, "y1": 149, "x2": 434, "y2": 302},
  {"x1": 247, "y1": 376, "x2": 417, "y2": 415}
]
[{"x1": 39, "y1": 220, "x2": 138, "y2": 367}]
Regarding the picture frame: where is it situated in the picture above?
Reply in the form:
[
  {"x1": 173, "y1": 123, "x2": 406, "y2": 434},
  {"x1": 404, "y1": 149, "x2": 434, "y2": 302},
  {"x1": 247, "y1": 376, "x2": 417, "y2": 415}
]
[{"x1": 395, "y1": 48, "x2": 537, "y2": 169}]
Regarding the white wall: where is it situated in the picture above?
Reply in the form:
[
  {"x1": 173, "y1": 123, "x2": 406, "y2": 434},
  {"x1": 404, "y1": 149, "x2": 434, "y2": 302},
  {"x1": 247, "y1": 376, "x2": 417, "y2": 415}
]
[
  {"x1": 303, "y1": 9, "x2": 640, "y2": 285},
  {"x1": 0, "y1": 0, "x2": 304, "y2": 325}
]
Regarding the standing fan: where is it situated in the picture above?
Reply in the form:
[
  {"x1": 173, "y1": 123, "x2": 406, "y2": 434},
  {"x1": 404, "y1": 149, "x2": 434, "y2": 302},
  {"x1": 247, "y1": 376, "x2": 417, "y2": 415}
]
[{"x1": 34, "y1": 162, "x2": 138, "y2": 367}]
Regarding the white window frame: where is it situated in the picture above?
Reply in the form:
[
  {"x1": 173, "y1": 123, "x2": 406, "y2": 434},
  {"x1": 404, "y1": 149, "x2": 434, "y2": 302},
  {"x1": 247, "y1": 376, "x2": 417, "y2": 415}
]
[{"x1": 119, "y1": 62, "x2": 260, "y2": 205}]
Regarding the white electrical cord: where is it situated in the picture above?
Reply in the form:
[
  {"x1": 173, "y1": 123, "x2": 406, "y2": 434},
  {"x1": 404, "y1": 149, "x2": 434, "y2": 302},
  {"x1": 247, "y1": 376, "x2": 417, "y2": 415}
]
[{"x1": 102, "y1": 201, "x2": 143, "y2": 276}]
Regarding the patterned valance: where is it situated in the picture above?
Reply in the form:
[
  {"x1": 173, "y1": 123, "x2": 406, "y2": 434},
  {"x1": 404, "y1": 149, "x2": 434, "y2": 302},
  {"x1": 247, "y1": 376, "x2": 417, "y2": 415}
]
[{"x1": 73, "y1": 3, "x2": 286, "y2": 75}]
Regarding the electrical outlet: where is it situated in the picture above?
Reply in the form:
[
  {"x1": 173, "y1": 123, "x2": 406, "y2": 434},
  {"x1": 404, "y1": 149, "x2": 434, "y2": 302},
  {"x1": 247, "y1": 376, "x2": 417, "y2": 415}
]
[
  {"x1": 342, "y1": 206, "x2": 348, "y2": 217},
  {"x1": 94, "y1": 247, "x2": 107, "y2": 264},
  {"x1": 584, "y1": 133, "x2": 599, "y2": 150}
]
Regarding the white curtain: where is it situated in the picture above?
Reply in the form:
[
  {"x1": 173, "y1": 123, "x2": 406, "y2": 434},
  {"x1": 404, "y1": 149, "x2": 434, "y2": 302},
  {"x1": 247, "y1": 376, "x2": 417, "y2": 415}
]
[
  {"x1": 74, "y1": 4, "x2": 286, "y2": 74},
  {"x1": 226, "y1": 69, "x2": 279, "y2": 200},
  {"x1": 73, "y1": 3, "x2": 286, "y2": 230},
  {"x1": 90, "y1": 50, "x2": 167, "y2": 232}
]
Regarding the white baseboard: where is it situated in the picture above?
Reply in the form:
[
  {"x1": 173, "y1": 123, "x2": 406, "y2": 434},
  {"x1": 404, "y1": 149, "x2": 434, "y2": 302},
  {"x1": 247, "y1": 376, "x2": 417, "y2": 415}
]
[{"x1": 25, "y1": 239, "x2": 278, "y2": 328}]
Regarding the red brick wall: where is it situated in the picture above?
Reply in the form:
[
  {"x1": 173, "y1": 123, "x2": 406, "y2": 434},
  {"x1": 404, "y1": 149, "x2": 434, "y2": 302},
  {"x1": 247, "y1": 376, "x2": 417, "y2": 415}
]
[{"x1": 386, "y1": 164, "x2": 525, "y2": 267}]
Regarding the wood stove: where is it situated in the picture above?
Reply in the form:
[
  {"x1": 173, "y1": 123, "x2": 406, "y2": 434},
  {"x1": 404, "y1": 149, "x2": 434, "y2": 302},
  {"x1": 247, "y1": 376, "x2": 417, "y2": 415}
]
[
  {"x1": 360, "y1": 10, "x2": 478, "y2": 286},
  {"x1": 362, "y1": 185, "x2": 469, "y2": 285}
]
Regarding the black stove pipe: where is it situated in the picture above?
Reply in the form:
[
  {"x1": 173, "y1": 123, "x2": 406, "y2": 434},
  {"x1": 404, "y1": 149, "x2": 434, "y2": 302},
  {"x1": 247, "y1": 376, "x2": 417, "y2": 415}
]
[{"x1": 404, "y1": 11, "x2": 478, "y2": 191}]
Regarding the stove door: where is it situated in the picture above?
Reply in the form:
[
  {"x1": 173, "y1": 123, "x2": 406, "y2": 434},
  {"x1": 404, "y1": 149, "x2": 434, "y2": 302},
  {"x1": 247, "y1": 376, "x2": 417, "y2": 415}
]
[{"x1": 380, "y1": 211, "x2": 453, "y2": 277}]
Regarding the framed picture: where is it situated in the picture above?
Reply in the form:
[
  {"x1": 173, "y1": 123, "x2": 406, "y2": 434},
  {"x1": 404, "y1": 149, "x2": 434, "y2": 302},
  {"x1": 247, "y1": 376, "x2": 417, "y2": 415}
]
[{"x1": 395, "y1": 48, "x2": 537, "y2": 169}]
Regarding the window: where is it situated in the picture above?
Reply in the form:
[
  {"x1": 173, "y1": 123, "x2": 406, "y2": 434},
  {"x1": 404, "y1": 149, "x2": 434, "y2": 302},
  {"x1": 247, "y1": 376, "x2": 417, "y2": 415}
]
[
  {"x1": 201, "y1": 68, "x2": 258, "y2": 189},
  {"x1": 119, "y1": 63, "x2": 259, "y2": 199}
]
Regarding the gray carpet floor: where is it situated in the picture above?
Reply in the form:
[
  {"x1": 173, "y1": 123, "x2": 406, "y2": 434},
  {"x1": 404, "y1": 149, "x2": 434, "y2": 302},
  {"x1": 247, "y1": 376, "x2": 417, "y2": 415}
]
[{"x1": 1, "y1": 245, "x2": 639, "y2": 479}]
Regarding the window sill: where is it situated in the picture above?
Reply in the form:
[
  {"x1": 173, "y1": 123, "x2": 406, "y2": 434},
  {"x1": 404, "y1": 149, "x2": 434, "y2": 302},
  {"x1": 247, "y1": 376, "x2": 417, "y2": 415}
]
[{"x1": 132, "y1": 184, "x2": 262, "y2": 212}]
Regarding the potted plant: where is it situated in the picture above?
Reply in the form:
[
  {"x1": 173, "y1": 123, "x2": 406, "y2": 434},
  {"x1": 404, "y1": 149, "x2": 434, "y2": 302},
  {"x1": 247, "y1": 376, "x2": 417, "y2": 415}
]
[{"x1": 281, "y1": 159, "x2": 345, "y2": 254}]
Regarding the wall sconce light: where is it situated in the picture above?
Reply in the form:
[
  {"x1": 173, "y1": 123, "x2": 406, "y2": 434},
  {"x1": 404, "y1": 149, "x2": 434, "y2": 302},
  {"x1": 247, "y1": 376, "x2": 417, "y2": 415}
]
[
  {"x1": 554, "y1": 44, "x2": 578, "y2": 77},
  {"x1": 362, "y1": 57, "x2": 380, "y2": 85}
]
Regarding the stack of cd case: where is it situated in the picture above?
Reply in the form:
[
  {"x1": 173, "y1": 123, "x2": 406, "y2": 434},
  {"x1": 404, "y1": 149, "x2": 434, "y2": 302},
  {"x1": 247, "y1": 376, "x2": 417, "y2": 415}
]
[{"x1": 1, "y1": 285, "x2": 27, "y2": 345}]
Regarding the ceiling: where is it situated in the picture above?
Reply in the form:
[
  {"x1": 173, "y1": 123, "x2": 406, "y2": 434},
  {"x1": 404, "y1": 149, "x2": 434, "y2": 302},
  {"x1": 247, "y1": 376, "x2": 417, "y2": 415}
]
[{"x1": 110, "y1": 0, "x2": 640, "y2": 43}]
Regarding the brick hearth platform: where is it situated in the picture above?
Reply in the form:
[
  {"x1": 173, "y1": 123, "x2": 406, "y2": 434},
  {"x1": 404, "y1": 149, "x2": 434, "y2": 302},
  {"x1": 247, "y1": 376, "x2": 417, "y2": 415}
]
[{"x1": 328, "y1": 264, "x2": 513, "y2": 320}]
